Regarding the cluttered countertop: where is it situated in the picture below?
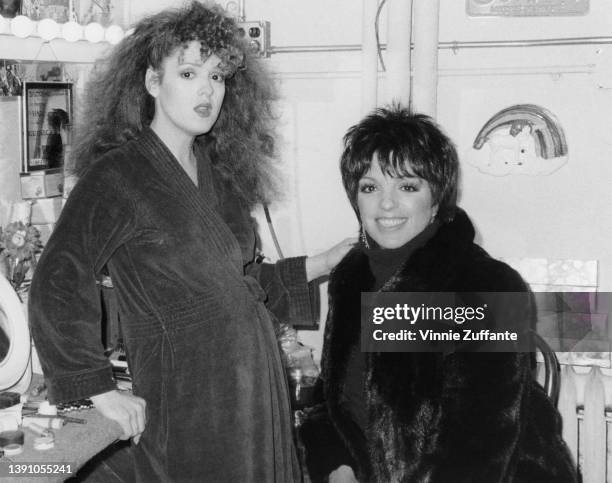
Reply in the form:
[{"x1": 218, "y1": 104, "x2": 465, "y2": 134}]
[{"x1": 0, "y1": 374, "x2": 122, "y2": 482}]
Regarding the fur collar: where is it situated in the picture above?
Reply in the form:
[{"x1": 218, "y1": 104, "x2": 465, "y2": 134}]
[
  {"x1": 321, "y1": 209, "x2": 530, "y2": 481},
  {"x1": 322, "y1": 209, "x2": 482, "y2": 384}
]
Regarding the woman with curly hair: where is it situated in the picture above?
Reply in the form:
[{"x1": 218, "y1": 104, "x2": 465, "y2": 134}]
[{"x1": 29, "y1": 2, "x2": 352, "y2": 480}]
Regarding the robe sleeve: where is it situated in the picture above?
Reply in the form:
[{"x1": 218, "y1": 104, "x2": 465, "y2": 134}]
[
  {"x1": 246, "y1": 256, "x2": 320, "y2": 327},
  {"x1": 215, "y1": 186, "x2": 320, "y2": 328},
  {"x1": 29, "y1": 163, "x2": 136, "y2": 404}
]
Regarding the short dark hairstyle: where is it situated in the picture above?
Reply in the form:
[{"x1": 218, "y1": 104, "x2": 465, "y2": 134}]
[{"x1": 340, "y1": 104, "x2": 459, "y2": 222}]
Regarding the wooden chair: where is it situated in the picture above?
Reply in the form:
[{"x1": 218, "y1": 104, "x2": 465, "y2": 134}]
[{"x1": 530, "y1": 329, "x2": 561, "y2": 407}]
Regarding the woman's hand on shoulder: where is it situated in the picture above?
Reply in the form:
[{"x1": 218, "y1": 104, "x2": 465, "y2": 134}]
[
  {"x1": 329, "y1": 465, "x2": 359, "y2": 483},
  {"x1": 90, "y1": 389, "x2": 147, "y2": 444},
  {"x1": 305, "y1": 238, "x2": 357, "y2": 281}
]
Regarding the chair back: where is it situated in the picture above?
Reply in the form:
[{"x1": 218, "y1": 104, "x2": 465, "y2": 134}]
[{"x1": 530, "y1": 329, "x2": 561, "y2": 407}]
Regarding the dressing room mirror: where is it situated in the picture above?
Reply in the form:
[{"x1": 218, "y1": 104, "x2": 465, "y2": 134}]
[
  {"x1": 0, "y1": 275, "x2": 32, "y2": 394},
  {"x1": 0, "y1": 312, "x2": 9, "y2": 361}
]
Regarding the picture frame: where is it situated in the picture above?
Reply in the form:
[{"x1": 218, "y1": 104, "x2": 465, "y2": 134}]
[
  {"x1": 22, "y1": 82, "x2": 72, "y2": 172},
  {"x1": 0, "y1": 60, "x2": 24, "y2": 97}
]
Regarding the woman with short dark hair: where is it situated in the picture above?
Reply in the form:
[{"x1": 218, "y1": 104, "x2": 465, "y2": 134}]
[
  {"x1": 340, "y1": 108, "x2": 458, "y2": 224},
  {"x1": 300, "y1": 104, "x2": 577, "y2": 483}
]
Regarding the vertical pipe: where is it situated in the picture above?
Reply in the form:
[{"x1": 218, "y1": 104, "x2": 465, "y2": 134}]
[
  {"x1": 239, "y1": 0, "x2": 246, "y2": 21},
  {"x1": 361, "y1": 0, "x2": 379, "y2": 115},
  {"x1": 385, "y1": 0, "x2": 413, "y2": 106},
  {"x1": 412, "y1": 0, "x2": 440, "y2": 117}
]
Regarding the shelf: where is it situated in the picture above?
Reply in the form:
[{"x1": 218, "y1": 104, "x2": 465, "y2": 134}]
[
  {"x1": 0, "y1": 13, "x2": 128, "y2": 63},
  {"x1": 0, "y1": 34, "x2": 112, "y2": 63}
]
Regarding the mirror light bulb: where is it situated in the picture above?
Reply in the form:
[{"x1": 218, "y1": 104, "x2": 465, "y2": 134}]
[
  {"x1": 10, "y1": 15, "x2": 34, "y2": 38},
  {"x1": 62, "y1": 21, "x2": 82, "y2": 42},
  {"x1": 84, "y1": 22, "x2": 104, "y2": 43},
  {"x1": 37, "y1": 18, "x2": 60, "y2": 41},
  {"x1": 104, "y1": 25, "x2": 124, "y2": 45}
]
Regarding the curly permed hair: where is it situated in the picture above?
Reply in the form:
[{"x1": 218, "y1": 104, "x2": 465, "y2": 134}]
[{"x1": 71, "y1": 0, "x2": 280, "y2": 206}]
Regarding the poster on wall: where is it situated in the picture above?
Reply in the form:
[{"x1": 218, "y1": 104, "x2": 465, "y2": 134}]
[
  {"x1": 468, "y1": 104, "x2": 569, "y2": 177},
  {"x1": 22, "y1": 82, "x2": 72, "y2": 172}
]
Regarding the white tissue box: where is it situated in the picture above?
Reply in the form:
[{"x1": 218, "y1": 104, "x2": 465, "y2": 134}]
[{"x1": 20, "y1": 169, "x2": 64, "y2": 199}]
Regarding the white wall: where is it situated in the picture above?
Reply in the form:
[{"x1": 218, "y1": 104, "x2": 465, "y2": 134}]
[
  {"x1": 242, "y1": 0, "x2": 612, "y2": 357},
  {"x1": 437, "y1": 0, "x2": 612, "y2": 296}
]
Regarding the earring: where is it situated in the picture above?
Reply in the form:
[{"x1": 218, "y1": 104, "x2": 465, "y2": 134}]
[{"x1": 360, "y1": 226, "x2": 370, "y2": 250}]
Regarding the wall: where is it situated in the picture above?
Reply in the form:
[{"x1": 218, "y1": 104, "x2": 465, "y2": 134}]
[
  {"x1": 240, "y1": 0, "x2": 612, "y2": 357},
  {"x1": 437, "y1": 0, "x2": 612, "y2": 296}
]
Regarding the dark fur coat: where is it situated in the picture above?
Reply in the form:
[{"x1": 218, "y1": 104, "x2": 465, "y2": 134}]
[{"x1": 300, "y1": 210, "x2": 577, "y2": 483}]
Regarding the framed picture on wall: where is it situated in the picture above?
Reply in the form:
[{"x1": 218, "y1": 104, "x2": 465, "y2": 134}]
[
  {"x1": 0, "y1": 60, "x2": 23, "y2": 96},
  {"x1": 22, "y1": 82, "x2": 72, "y2": 172}
]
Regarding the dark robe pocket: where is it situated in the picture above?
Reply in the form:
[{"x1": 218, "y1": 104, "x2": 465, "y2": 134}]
[{"x1": 127, "y1": 335, "x2": 162, "y2": 382}]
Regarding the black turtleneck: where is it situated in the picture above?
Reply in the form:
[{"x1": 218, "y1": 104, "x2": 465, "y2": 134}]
[
  {"x1": 341, "y1": 220, "x2": 441, "y2": 433},
  {"x1": 365, "y1": 220, "x2": 441, "y2": 291}
]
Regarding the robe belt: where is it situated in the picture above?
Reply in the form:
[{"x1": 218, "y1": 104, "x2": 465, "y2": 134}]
[
  {"x1": 120, "y1": 293, "x2": 226, "y2": 339},
  {"x1": 120, "y1": 278, "x2": 266, "y2": 339}
]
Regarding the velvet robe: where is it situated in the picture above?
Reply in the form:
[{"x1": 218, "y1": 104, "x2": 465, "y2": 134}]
[
  {"x1": 30, "y1": 128, "x2": 312, "y2": 482},
  {"x1": 300, "y1": 210, "x2": 578, "y2": 483}
]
